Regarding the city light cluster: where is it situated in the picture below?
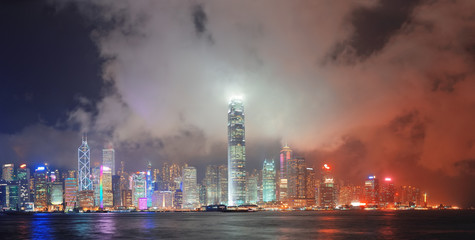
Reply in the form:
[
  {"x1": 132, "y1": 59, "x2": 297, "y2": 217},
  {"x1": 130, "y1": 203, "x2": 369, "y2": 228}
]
[{"x1": 0, "y1": 100, "x2": 455, "y2": 213}]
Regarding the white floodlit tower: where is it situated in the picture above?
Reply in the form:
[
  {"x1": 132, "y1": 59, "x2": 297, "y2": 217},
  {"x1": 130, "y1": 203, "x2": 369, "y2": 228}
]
[
  {"x1": 228, "y1": 97, "x2": 246, "y2": 206},
  {"x1": 78, "y1": 135, "x2": 93, "y2": 191}
]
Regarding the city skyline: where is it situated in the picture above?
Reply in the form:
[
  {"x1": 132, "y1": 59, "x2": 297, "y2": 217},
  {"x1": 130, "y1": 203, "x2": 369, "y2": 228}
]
[{"x1": 1, "y1": 0, "x2": 475, "y2": 208}]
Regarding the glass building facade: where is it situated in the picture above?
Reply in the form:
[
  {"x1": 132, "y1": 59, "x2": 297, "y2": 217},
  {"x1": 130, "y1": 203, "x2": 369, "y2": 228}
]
[
  {"x1": 182, "y1": 166, "x2": 198, "y2": 209},
  {"x1": 102, "y1": 148, "x2": 115, "y2": 175},
  {"x1": 228, "y1": 98, "x2": 246, "y2": 206},
  {"x1": 262, "y1": 159, "x2": 276, "y2": 202},
  {"x1": 132, "y1": 172, "x2": 146, "y2": 208},
  {"x1": 78, "y1": 136, "x2": 93, "y2": 191}
]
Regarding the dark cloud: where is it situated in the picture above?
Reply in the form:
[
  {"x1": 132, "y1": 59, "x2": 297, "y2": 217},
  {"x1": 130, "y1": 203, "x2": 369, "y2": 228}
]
[
  {"x1": 0, "y1": 0, "x2": 103, "y2": 133},
  {"x1": 454, "y1": 159, "x2": 475, "y2": 175},
  {"x1": 329, "y1": 0, "x2": 421, "y2": 61},
  {"x1": 192, "y1": 4, "x2": 207, "y2": 35}
]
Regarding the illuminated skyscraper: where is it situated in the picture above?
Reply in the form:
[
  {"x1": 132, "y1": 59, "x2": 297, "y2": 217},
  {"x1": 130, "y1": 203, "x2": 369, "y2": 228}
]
[
  {"x1": 132, "y1": 172, "x2": 146, "y2": 208},
  {"x1": 228, "y1": 97, "x2": 246, "y2": 206},
  {"x1": 174, "y1": 189, "x2": 183, "y2": 209},
  {"x1": 169, "y1": 163, "x2": 182, "y2": 190},
  {"x1": 152, "y1": 190, "x2": 173, "y2": 209},
  {"x1": 296, "y1": 158, "x2": 306, "y2": 199},
  {"x1": 49, "y1": 181, "x2": 63, "y2": 211},
  {"x1": 280, "y1": 146, "x2": 292, "y2": 180},
  {"x1": 102, "y1": 166, "x2": 113, "y2": 208},
  {"x1": 17, "y1": 164, "x2": 31, "y2": 208},
  {"x1": 78, "y1": 190, "x2": 94, "y2": 210},
  {"x1": 246, "y1": 170, "x2": 258, "y2": 204},
  {"x1": 8, "y1": 184, "x2": 19, "y2": 210},
  {"x1": 34, "y1": 166, "x2": 48, "y2": 211},
  {"x1": 380, "y1": 177, "x2": 395, "y2": 206},
  {"x1": 92, "y1": 166, "x2": 101, "y2": 206},
  {"x1": 205, "y1": 165, "x2": 218, "y2": 205},
  {"x1": 218, "y1": 165, "x2": 228, "y2": 205},
  {"x1": 396, "y1": 185, "x2": 421, "y2": 207},
  {"x1": 279, "y1": 145, "x2": 292, "y2": 201},
  {"x1": 262, "y1": 159, "x2": 276, "y2": 202},
  {"x1": 146, "y1": 162, "x2": 153, "y2": 207},
  {"x1": 64, "y1": 177, "x2": 77, "y2": 212},
  {"x1": 183, "y1": 166, "x2": 199, "y2": 209},
  {"x1": 2, "y1": 164, "x2": 14, "y2": 181},
  {"x1": 318, "y1": 164, "x2": 337, "y2": 208},
  {"x1": 78, "y1": 136, "x2": 92, "y2": 191},
  {"x1": 102, "y1": 147, "x2": 115, "y2": 175},
  {"x1": 161, "y1": 163, "x2": 170, "y2": 190},
  {"x1": 286, "y1": 158, "x2": 298, "y2": 199},
  {"x1": 305, "y1": 167, "x2": 316, "y2": 199},
  {"x1": 364, "y1": 176, "x2": 379, "y2": 206}
]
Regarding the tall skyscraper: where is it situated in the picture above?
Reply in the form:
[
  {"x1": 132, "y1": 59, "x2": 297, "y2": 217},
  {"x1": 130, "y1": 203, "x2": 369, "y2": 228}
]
[
  {"x1": 262, "y1": 159, "x2": 276, "y2": 202},
  {"x1": 2, "y1": 164, "x2": 15, "y2": 181},
  {"x1": 305, "y1": 167, "x2": 316, "y2": 200},
  {"x1": 218, "y1": 165, "x2": 228, "y2": 205},
  {"x1": 246, "y1": 170, "x2": 258, "y2": 204},
  {"x1": 146, "y1": 162, "x2": 153, "y2": 207},
  {"x1": 318, "y1": 164, "x2": 337, "y2": 208},
  {"x1": 161, "y1": 163, "x2": 170, "y2": 191},
  {"x1": 49, "y1": 181, "x2": 63, "y2": 211},
  {"x1": 182, "y1": 166, "x2": 199, "y2": 209},
  {"x1": 17, "y1": 164, "x2": 31, "y2": 208},
  {"x1": 364, "y1": 175, "x2": 379, "y2": 206},
  {"x1": 132, "y1": 172, "x2": 146, "y2": 208},
  {"x1": 279, "y1": 146, "x2": 292, "y2": 180},
  {"x1": 102, "y1": 166, "x2": 113, "y2": 208},
  {"x1": 169, "y1": 164, "x2": 182, "y2": 188},
  {"x1": 102, "y1": 147, "x2": 115, "y2": 175},
  {"x1": 228, "y1": 97, "x2": 246, "y2": 206},
  {"x1": 205, "y1": 165, "x2": 218, "y2": 205},
  {"x1": 286, "y1": 158, "x2": 298, "y2": 199},
  {"x1": 64, "y1": 177, "x2": 77, "y2": 212},
  {"x1": 92, "y1": 165, "x2": 101, "y2": 207},
  {"x1": 78, "y1": 136, "x2": 92, "y2": 191},
  {"x1": 279, "y1": 145, "x2": 292, "y2": 201},
  {"x1": 112, "y1": 175, "x2": 121, "y2": 207},
  {"x1": 296, "y1": 157, "x2": 307, "y2": 199},
  {"x1": 380, "y1": 177, "x2": 395, "y2": 206},
  {"x1": 34, "y1": 166, "x2": 48, "y2": 211}
]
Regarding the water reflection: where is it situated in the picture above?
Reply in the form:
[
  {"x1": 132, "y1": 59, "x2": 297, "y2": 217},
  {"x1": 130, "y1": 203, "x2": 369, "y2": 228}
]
[
  {"x1": 140, "y1": 213, "x2": 155, "y2": 230},
  {"x1": 31, "y1": 214, "x2": 53, "y2": 240},
  {"x1": 318, "y1": 214, "x2": 342, "y2": 240},
  {"x1": 94, "y1": 214, "x2": 117, "y2": 235},
  {"x1": 378, "y1": 212, "x2": 396, "y2": 239},
  {"x1": 17, "y1": 219, "x2": 30, "y2": 239}
]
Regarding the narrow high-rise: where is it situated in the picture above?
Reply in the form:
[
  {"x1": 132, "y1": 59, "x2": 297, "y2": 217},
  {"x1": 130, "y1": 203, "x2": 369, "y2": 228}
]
[
  {"x1": 262, "y1": 159, "x2": 276, "y2": 202},
  {"x1": 78, "y1": 136, "x2": 93, "y2": 191},
  {"x1": 205, "y1": 165, "x2": 218, "y2": 205},
  {"x1": 102, "y1": 147, "x2": 115, "y2": 175},
  {"x1": 182, "y1": 166, "x2": 199, "y2": 209},
  {"x1": 228, "y1": 97, "x2": 246, "y2": 206}
]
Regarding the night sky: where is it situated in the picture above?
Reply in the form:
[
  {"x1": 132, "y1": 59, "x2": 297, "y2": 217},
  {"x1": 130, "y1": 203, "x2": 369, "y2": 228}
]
[{"x1": 1, "y1": 0, "x2": 475, "y2": 207}]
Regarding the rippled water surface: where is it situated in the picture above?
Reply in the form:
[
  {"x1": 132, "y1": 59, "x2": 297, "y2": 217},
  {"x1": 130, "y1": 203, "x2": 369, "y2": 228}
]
[{"x1": 1, "y1": 210, "x2": 474, "y2": 239}]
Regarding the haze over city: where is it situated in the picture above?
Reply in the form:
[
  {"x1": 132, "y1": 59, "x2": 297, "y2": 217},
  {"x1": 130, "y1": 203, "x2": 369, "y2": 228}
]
[{"x1": 2, "y1": 0, "x2": 475, "y2": 208}]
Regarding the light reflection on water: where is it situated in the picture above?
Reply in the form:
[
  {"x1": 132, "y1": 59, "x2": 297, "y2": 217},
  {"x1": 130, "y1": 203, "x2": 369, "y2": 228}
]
[
  {"x1": 0, "y1": 211, "x2": 473, "y2": 240},
  {"x1": 31, "y1": 214, "x2": 53, "y2": 240}
]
